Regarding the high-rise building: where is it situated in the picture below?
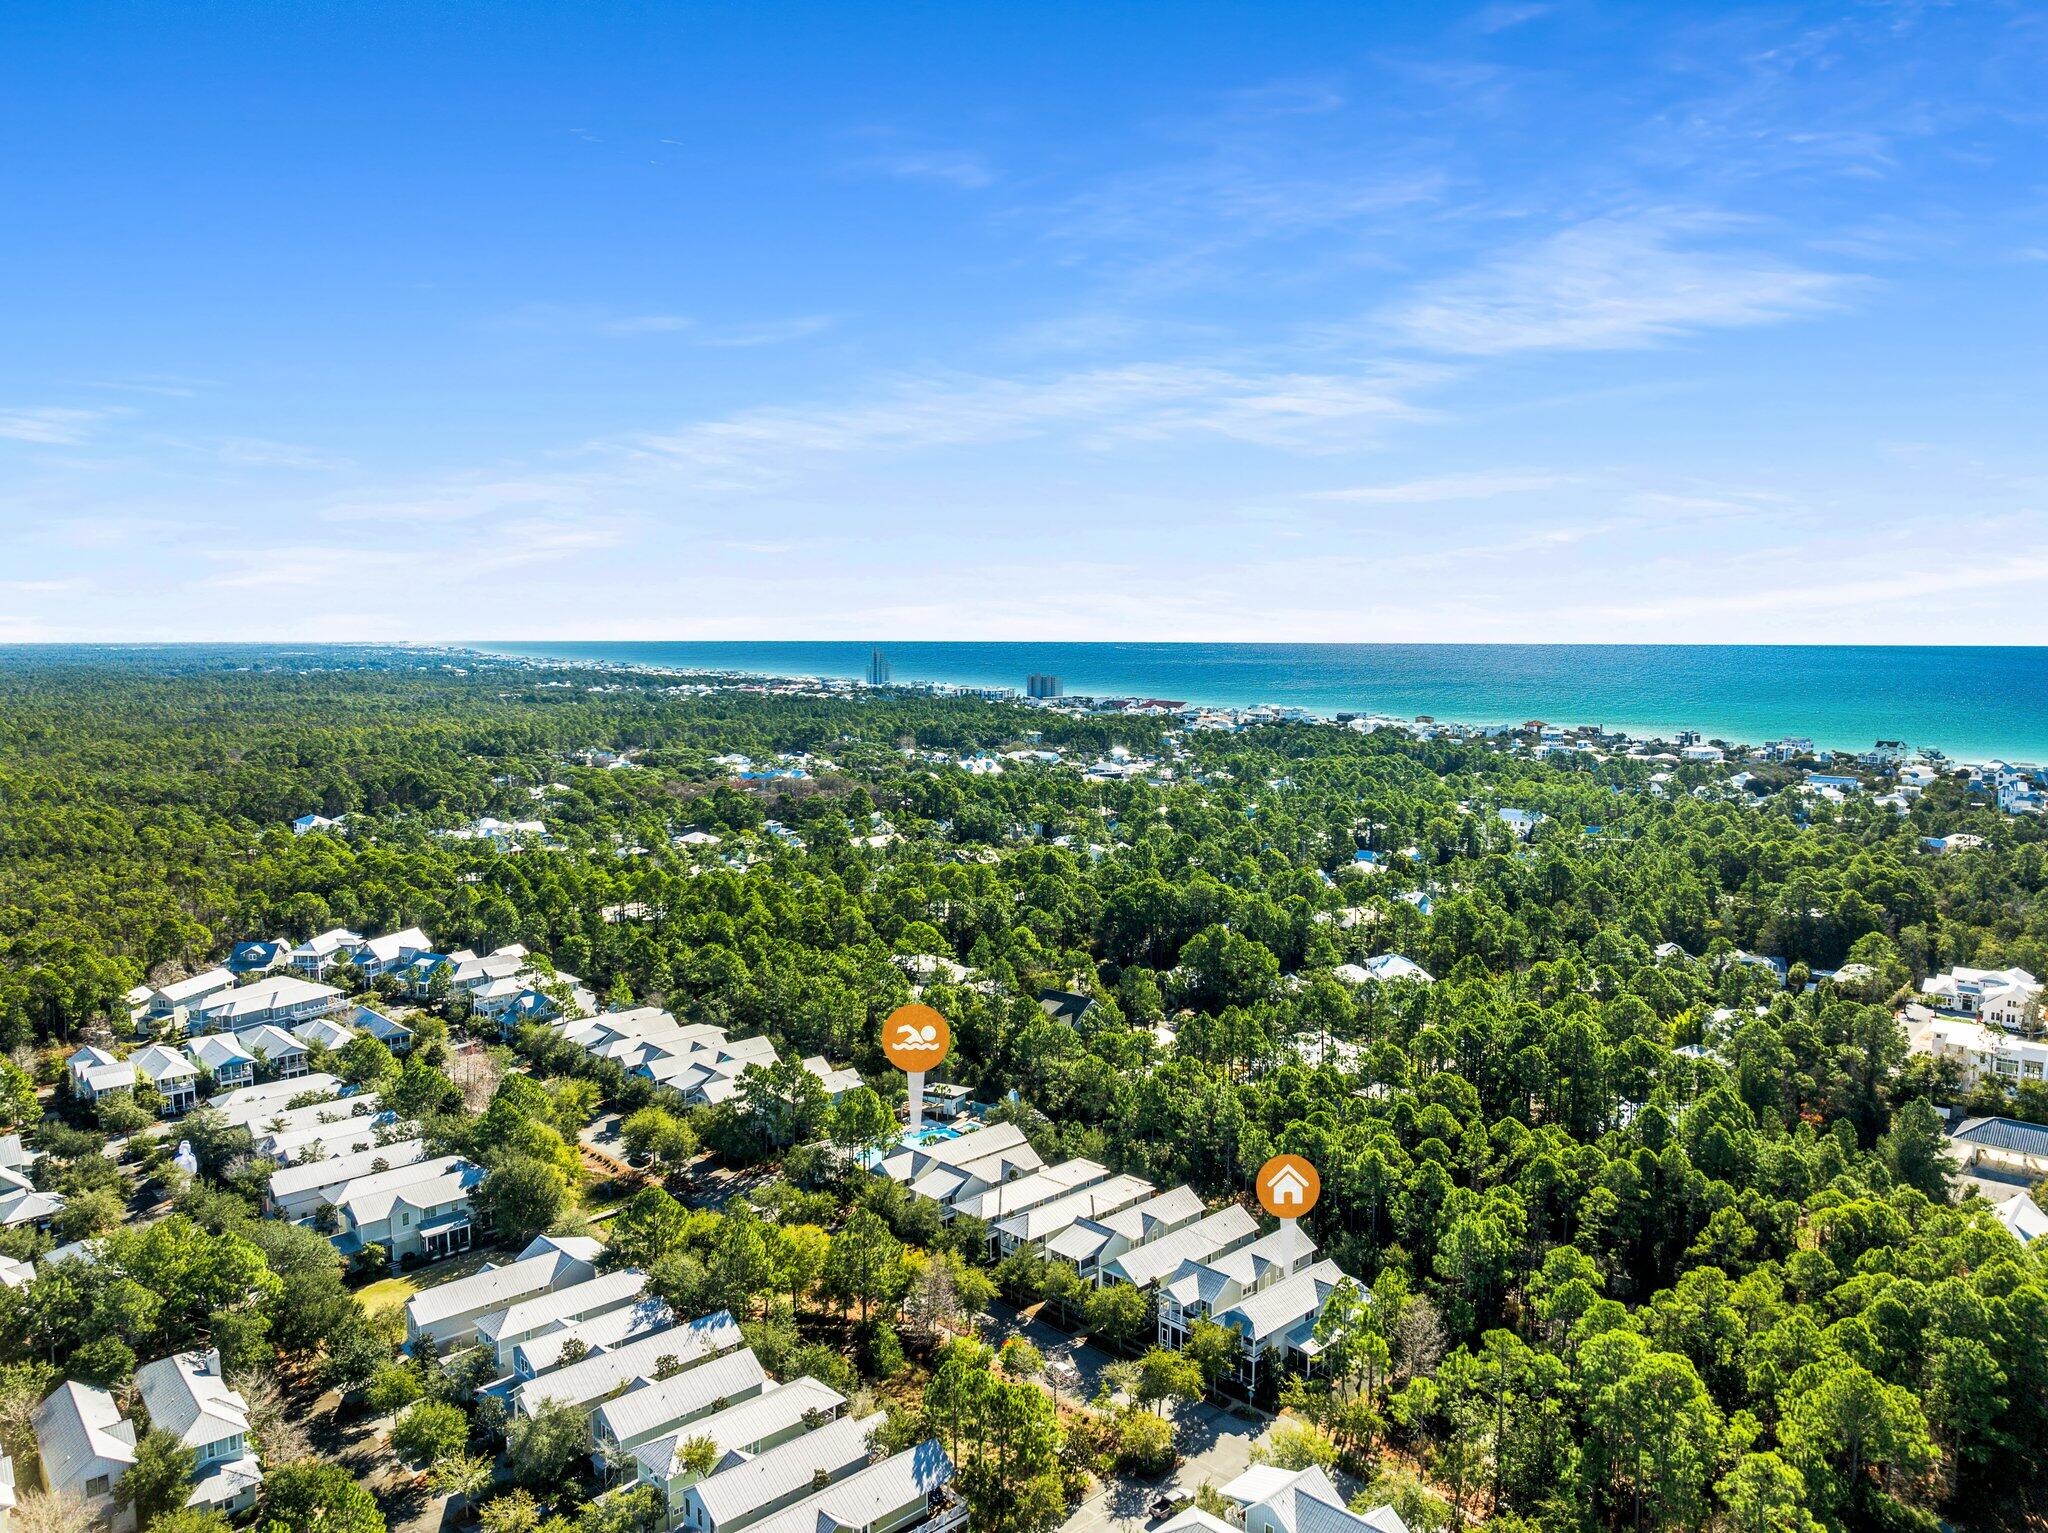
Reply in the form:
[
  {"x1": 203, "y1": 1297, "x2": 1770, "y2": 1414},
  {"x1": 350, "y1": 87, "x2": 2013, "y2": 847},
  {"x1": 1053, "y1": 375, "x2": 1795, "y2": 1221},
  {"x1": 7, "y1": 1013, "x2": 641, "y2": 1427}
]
[
  {"x1": 1026, "y1": 674, "x2": 1063, "y2": 699},
  {"x1": 866, "y1": 648, "x2": 891, "y2": 687}
]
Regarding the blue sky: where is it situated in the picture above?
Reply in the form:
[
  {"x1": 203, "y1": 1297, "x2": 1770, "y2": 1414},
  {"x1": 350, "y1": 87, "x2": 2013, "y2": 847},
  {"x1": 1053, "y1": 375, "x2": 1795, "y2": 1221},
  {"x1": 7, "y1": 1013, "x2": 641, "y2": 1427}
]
[{"x1": 3, "y1": 0, "x2": 2045, "y2": 643}]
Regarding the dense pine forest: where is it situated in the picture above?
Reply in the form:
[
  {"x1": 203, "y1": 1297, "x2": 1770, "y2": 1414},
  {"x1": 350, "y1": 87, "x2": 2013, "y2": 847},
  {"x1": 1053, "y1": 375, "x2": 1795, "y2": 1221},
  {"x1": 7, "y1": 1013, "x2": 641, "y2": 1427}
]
[{"x1": 1, "y1": 647, "x2": 2045, "y2": 1533}]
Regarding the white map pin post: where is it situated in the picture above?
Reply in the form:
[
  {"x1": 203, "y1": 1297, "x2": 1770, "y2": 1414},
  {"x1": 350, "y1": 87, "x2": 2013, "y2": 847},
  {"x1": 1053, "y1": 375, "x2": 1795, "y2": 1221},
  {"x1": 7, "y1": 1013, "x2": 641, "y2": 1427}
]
[{"x1": 882, "y1": 1003, "x2": 951, "y2": 1135}]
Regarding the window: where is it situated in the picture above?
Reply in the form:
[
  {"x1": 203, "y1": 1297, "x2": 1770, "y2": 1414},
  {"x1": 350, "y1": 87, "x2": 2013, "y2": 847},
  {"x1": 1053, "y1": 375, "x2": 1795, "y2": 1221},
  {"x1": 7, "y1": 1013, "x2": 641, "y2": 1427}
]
[{"x1": 86, "y1": 1475, "x2": 110, "y2": 1496}]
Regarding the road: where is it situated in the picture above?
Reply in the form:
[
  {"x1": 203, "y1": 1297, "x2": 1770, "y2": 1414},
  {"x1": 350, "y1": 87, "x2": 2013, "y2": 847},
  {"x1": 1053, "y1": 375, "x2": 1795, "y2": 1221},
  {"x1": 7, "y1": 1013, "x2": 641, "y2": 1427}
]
[{"x1": 981, "y1": 1302, "x2": 1274, "y2": 1533}]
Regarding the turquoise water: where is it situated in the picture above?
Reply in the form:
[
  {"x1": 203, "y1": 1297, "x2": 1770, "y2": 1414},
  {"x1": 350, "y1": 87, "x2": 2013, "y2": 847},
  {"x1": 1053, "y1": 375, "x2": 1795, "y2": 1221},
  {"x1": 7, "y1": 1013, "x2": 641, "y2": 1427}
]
[{"x1": 471, "y1": 641, "x2": 2048, "y2": 762}]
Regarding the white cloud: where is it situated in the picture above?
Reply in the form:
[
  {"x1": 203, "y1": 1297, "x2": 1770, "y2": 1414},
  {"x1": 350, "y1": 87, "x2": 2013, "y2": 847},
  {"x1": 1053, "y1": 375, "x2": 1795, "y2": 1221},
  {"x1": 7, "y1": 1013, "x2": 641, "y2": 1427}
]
[
  {"x1": 1384, "y1": 215, "x2": 1846, "y2": 354},
  {"x1": 1311, "y1": 470, "x2": 1577, "y2": 503},
  {"x1": 858, "y1": 150, "x2": 995, "y2": 189},
  {"x1": 0, "y1": 407, "x2": 113, "y2": 445}
]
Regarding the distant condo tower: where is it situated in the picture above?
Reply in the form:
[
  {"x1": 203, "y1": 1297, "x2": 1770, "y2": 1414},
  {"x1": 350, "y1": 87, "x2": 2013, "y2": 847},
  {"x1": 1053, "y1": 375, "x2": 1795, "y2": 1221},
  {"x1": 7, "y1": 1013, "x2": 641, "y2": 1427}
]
[
  {"x1": 867, "y1": 647, "x2": 891, "y2": 687},
  {"x1": 1026, "y1": 673, "x2": 1063, "y2": 699}
]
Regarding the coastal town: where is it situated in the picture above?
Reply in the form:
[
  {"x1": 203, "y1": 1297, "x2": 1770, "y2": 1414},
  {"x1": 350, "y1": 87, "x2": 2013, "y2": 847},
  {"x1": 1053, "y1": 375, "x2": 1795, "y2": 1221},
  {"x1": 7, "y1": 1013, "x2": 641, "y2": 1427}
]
[{"x1": 0, "y1": 650, "x2": 2043, "y2": 1533}]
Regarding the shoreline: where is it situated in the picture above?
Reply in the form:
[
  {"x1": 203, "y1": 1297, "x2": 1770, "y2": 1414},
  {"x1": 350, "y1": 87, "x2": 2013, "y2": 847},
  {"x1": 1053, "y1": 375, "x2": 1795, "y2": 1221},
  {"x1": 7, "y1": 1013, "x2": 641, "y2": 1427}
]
[{"x1": 453, "y1": 642, "x2": 2036, "y2": 773}]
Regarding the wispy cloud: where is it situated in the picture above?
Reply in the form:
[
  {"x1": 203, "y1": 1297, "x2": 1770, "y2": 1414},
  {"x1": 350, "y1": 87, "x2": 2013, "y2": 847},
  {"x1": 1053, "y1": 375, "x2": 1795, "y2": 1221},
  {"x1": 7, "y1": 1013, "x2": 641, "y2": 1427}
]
[
  {"x1": 1310, "y1": 470, "x2": 1578, "y2": 503},
  {"x1": 857, "y1": 149, "x2": 996, "y2": 189},
  {"x1": 0, "y1": 406, "x2": 115, "y2": 445},
  {"x1": 1383, "y1": 214, "x2": 1847, "y2": 354}
]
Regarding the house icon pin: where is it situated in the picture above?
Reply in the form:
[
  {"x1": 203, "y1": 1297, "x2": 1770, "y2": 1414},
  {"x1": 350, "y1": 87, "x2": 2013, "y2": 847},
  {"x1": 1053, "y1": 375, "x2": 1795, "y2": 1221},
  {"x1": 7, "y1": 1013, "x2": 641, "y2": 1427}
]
[{"x1": 1265, "y1": 1164, "x2": 1309, "y2": 1206}]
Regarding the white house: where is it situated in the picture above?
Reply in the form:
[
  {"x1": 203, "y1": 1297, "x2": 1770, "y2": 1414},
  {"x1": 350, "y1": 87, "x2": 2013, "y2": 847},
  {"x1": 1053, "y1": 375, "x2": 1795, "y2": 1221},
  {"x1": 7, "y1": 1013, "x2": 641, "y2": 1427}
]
[
  {"x1": 131, "y1": 1044, "x2": 200, "y2": 1114},
  {"x1": 186, "y1": 1032, "x2": 258, "y2": 1092},
  {"x1": 403, "y1": 1233, "x2": 606, "y2": 1352},
  {"x1": 674, "y1": 1411, "x2": 877, "y2": 1533},
  {"x1": 329, "y1": 1158, "x2": 487, "y2": 1270},
  {"x1": 234, "y1": 1024, "x2": 312, "y2": 1080},
  {"x1": 1360, "y1": 954, "x2": 1433, "y2": 985},
  {"x1": 947, "y1": 1159, "x2": 1111, "y2": 1225},
  {"x1": 265, "y1": 1139, "x2": 430, "y2": 1221},
  {"x1": 1045, "y1": 1184, "x2": 1205, "y2": 1284},
  {"x1": 1196, "y1": 1464, "x2": 1408, "y2": 1533},
  {"x1": 292, "y1": 1014, "x2": 358, "y2": 1053},
  {"x1": 1920, "y1": 966, "x2": 2042, "y2": 1034},
  {"x1": 1103, "y1": 1204, "x2": 1260, "y2": 1293},
  {"x1": 33, "y1": 1381, "x2": 137, "y2": 1532},
  {"x1": 739, "y1": 1442, "x2": 959, "y2": 1533},
  {"x1": 1157, "y1": 1221, "x2": 1321, "y2": 1353},
  {"x1": 350, "y1": 927, "x2": 434, "y2": 977},
  {"x1": 289, "y1": 928, "x2": 364, "y2": 978},
  {"x1": 66, "y1": 1045, "x2": 133, "y2": 1103},
  {"x1": 515, "y1": 1312, "x2": 747, "y2": 1428},
  {"x1": 144, "y1": 968, "x2": 237, "y2": 1024},
  {"x1": 588, "y1": 1344, "x2": 768, "y2": 1472},
  {"x1": 633, "y1": 1376, "x2": 846, "y2": 1523},
  {"x1": 512, "y1": 1296, "x2": 676, "y2": 1382},
  {"x1": 473, "y1": 1269, "x2": 653, "y2": 1371},
  {"x1": 133, "y1": 1350, "x2": 262, "y2": 1516},
  {"x1": 990, "y1": 1174, "x2": 1158, "y2": 1259},
  {"x1": 1907, "y1": 1011, "x2": 2048, "y2": 1091},
  {"x1": 187, "y1": 975, "x2": 343, "y2": 1033},
  {"x1": 209, "y1": 1073, "x2": 347, "y2": 1130}
]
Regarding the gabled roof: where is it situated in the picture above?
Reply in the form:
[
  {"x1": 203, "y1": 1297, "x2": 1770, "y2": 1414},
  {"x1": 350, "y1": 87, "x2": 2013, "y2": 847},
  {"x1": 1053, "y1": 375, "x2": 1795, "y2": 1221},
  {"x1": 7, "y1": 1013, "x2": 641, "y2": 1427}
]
[
  {"x1": 268, "y1": 1139, "x2": 428, "y2": 1205},
  {"x1": 132, "y1": 1043, "x2": 198, "y2": 1083},
  {"x1": 690, "y1": 1411, "x2": 878, "y2": 1526},
  {"x1": 33, "y1": 1380, "x2": 137, "y2": 1492},
  {"x1": 994, "y1": 1174, "x2": 1157, "y2": 1245},
  {"x1": 355, "y1": 927, "x2": 433, "y2": 964},
  {"x1": 190, "y1": 976, "x2": 341, "y2": 1024},
  {"x1": 587, "y1": 1341, "x2": 765, "y2": 1440},
  {"x1": 406, "y1": 1235, "x2": 602, "y2": 1329},
  {"x1": 154, "y1": 968, "x2": 236, "y2": 1006},
  {"x1": 475, "y1": 1268, "x2": 650, "y2": 1345},
  {"x1": 1108, "y1": 1205, "x2": 1260, "y2": 1290},
  {"x1": 134, "y1": 1349, "x2": 249, "y2": 1450},
  {"x1": 235, "y1": 1024, "x2": 308, "y2": 1059},
  {"x1": 635, "y1": 1376, "x2": 846, "y2": 1480},
  {"x1": 1216, "y1": 1258, "x2": 1347, "y2": 1343},
  {"x1": 333, "y1": 1157, "x2": 482, "y2": 1226},
  {"x1": 515, "y1": 1296, "x2": 675, "y2": 1377},
  {"x1": 516, "y1": 1311, "x2": 744, "y2": 1417},
  {"x1": 950, "y1": 1159, "x2": 1109, "y2": 1223},
  {"x1": 1222, "y1": 1464, "x2": 1409, "y2": 1533},
  {"x1": 742, "y1": 1441, "x2": 954, "y2": 1533},
  {"x1": 187, "y1": 1033, "x2": 258, "y2": 1073}
]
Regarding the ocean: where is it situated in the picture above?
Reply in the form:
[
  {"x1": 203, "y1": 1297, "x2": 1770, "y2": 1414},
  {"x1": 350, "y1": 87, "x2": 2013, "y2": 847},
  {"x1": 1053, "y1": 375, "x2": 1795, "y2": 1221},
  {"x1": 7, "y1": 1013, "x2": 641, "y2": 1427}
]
[{"x1": 469, "y1": 641, "x2": 2048, "y2": 763}]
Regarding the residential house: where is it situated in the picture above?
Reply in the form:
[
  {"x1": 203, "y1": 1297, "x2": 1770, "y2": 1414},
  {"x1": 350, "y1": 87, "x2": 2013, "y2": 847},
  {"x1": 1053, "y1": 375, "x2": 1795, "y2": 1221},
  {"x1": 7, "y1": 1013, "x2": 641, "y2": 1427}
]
[
  {"x1": 226, "y1": 939, "x2": 293, "y2": 977},
  {"x1": 1157, "y1": 1221, "x2": 1321, "y2": 1353},
  {"x1": 131, "y1": 1045, "x2": 200, "y2": 1114},
  {"x1": 0, "y1": 1186, "x2": 65, "y2": 1232},
  {"x1": 514, "y1": 1312, "x2": 747, "y2": 1426},
  {"x1": 133, "y1": 1350, "x2": 262, "y2": 1516},
  {"x1": 947, "y1": 1159, "x2": 1111, "y2": 1225},
  {"x1": 403, "y1": 1233, "x2": 604, "y2": 1352},
  {"x1": 1045, "y1": 1184, "x2": 1205, "y2": 1284},
  {"x1": 1359, "y1": 954, "x2": 1433, "y2": 985},
  {"x1": 208, "y1": 1073, "x2": 346, "y2": 1130},
  {"x1": 66, "y1": 1045, "x2": 133, "y2": 1104},
  {"x1": 351, "y1": 1005, "x2": 414, "y2": 1052},
  {"x1": 1212, "y1": 1257, "x2": 1351, "y2": 1392},
  {"x1": 235, "y1": 1024, "x2": 311, "y2": 1080},
  {"x1": 292, "y1": 1014, "x2": 358, "y2": 1053},
  {"x1": 186, "y1": 1032, "x2": 258, "y2": 1092},
  {"x1": 473, "y1": 1269, "x2": 653, "y2": 1372},
  {"x1": 634, "y1": 1376, "x2": 846, "y2": 1524},
  {"x1": 33, "y1": 1380, "x2": 137, "y2": 1532},
  {"x1": 673, "y1": 1411, "x2": 877, "y2": 1533},
  {"x1": 1102, "y1": 1204, "x2": 1260, "y2": 1294},
  {"x1": 350, "y1": 927, "x2": 434, "y2": 977},
  {"x1": 186, "y1": 975, "x2": 343, "y2": 1033},
  {"x1": 1201, "y1": 1464, "x2": 1409, "y2": 1533},
  {"x1": 144, "y1": 968, "x2": 236, "y2": 1025},
  {"x1": 289, "y1": 927, "x2": 364, "y2": 978},
  {"x1": 875, "y1": 1122, "x2": 1044, "y2": 1209},
  {"x1": 588, "y1": 1344, "x2": 769, "y2": 1472},
  {"x1": 265, "y1": 1139, "x2": 430, "y2": 1221},
  {"x1": 739, "y1": 1441, "x2": 959, "y2": 1533},
  {"x1": 292, "y1": 813, "x2": 340, "y2": 836},
  {"x1": 1991, "y1": 1188, "x2": 2048, "y2": 1244},
  {"x1": 1906, "y1": 1010, "x2": 2048, "y2": 1091},
  {"x1": 249, "y1": 1094, "x2": 390, "y2": 1162},
  {"x1": 799, "y1": 1055, "x2": 863, "y2": 1100},
  {"x1": 329, "y1": 1158, "x2": 488, "y2": 1270},
  {"x1": 990, "y1": 1174, "x2": 1158, "y2": 1259},
  {"x1": 1920, "y1": 966, "x2": 2042, "y2": 1034},
  {"x1": 512, "y1": 1297, "x2": 676, "y2": 1382}
]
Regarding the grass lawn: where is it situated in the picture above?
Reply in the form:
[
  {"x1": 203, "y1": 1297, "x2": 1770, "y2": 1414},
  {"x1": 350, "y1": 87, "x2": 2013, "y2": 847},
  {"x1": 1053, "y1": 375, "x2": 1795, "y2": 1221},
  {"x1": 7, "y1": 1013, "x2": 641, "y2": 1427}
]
[{"x1": 356, "y1": 1276, "x2": 418, "y2": 1317}]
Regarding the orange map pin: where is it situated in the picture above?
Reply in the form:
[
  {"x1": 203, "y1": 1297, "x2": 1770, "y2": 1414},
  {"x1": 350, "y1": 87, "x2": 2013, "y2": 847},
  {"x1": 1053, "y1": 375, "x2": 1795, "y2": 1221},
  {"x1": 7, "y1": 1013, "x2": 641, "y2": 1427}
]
[
  {"x1": 1257, "y1": 1154, "x2": 1320, "y2": 1219},
  {"x1": 882, "y1": 1003, "x2": 951, "y2": 1072}
]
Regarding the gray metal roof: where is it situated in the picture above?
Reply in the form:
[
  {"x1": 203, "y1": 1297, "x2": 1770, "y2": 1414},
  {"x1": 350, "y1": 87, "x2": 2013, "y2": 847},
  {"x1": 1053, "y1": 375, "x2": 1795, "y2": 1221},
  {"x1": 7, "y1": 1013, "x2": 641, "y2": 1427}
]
[
  {"x1": 591, "y1": 1345, "x2": 766, "y2": 1444},
  {"x1": 743, "y1": 1441, "x2": 954, "y2": 1533},
  {"x1": 635, "y1": 1376, "x2": 847, "y2": 1479},
  {"x1": 691, "y1": 1412, "x2": 879, "y2": 1527},
  {"x1": 1953, "y1": 1116, "x2": 2048, "y2": 1158},
  {"x1": 518, "y1": 1311, "x2": 744, "y2": 1417}
]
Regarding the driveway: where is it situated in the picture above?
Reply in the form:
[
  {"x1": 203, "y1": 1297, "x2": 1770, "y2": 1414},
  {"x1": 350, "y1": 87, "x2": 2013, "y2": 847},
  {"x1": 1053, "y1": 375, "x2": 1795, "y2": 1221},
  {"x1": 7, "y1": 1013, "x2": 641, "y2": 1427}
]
[{"x1": 980, "y1": 1303, "x2": 1273, "y2": 1533}]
